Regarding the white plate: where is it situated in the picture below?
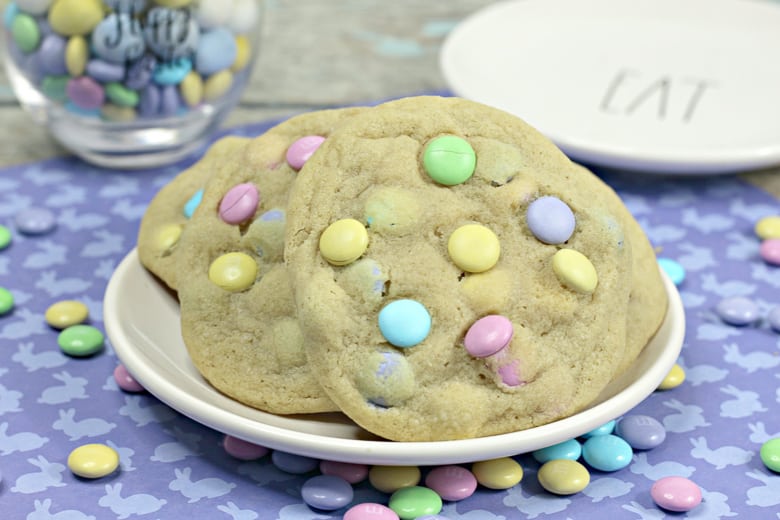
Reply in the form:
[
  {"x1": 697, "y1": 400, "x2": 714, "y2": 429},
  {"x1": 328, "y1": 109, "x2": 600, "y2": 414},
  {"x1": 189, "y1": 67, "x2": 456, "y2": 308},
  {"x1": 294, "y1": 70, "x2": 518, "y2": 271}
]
[
  {"x1": 104, "y1": 249, "x2": 685, "y2": 465},
  {"x1": 440, "y1": 0, "x2": 780, "y2": 174}
]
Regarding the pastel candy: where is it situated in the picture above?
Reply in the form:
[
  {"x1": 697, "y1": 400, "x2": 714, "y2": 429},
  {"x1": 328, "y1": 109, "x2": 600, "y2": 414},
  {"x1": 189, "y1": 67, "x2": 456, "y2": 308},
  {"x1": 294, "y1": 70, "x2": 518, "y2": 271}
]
[
  {"x1": 67, "y1": 76, "x2": 105, "y2": 110},
  {"x1": 222, "y1": 435, "x2": 269, "y2": 460},
  {"x1": 45, "y1": 300, "x2": 89, "y2": 329},
  {"x1": 197, "y1": 0, "x2": 232, "y2": 28},
  {"x1": 86, "y1": 60, "x2": 126, "y2": 83},
  {"x1": 537, "y1": 459, "x2": 589, "y2": 495},
  {"x1": 41, "y1": 75, "x2": 69, "y2": 101},
  {"x1": 58, "y1": 325, "x2": 104, "y2": 357},
  {"x1": 219, "y1": 183, "x2": 259, "y2": 224},
  {"x1": 16, "y1": 0, "x2": 54, "y2": 15},
  {"x1": 67, "y1": 444, "x2": 119, "y2": 479},
  {"x1": 755, "y1": 215, "x2": 780, "y2": 240},
  {"x1": 448, "y1": 224, "x2": 501, "y2": 273},
  {"x1": 651, "y1": 476, "x2": 702, "y2": 512},
  {"x1": 552, "y1": 248, "x2": 598, "y2": 294},
  {"x1": 423, "y1": 135, "x2": 476, "y2": 186},
  {"x1": 532, "y1": 439, "x2": 582, "y2": 463},
  {"x1": 582, "y1": 419, "x2": 616, "y2": 438},
  {"x1": 11, "y1": 12, "x2": 40, "y2": 53},
  {"x1": 320, "y1": 460, "x2": 369, "y2": 484},
  {"x1": 139, "y1": 84, "x2": 161, "y2": 117},
  {"x1": 231, "y1": 35, "x2": 251, "y2": 71},
  {"x1": 471, "y1": 458, "x2": 523, "y2": 489},
  {"x1": 160, "y1": 84, "x2": 180, "y2": 115},
  {"x1": 65, "y1": 35, "x2": 88, "y2": 76},
  {"x1": 271, "y1": 451, "x2": 318, "y2": 474},
  {"x1": 91, "y1": 13, "x2": 146, "y2": 63},
  {"x1": 344, "y1": 504, "x2": 399, "y2": 520},
  {"x1": 319, "y1": 218, "x2": 369, "y2": 266},
  {"x1": 615, "y1": 414, "x2": 666, "y2": 450},
  {"x1": 3, "y1": 3, "x2": 19, "y2": 28},
  {"x1": 760, "y1": 238, "x2": 780, "y2": 265},
  {"x1": 657, "y1": 257, "x2": 685, "y2": 285},
  {"x1": 203, "y1": 69, "x2": 233, "y2": 100},
  {"x1": 286, "y1": 135, "x2": 326, "y2": 170},
  {"x1": 355, "y1": 350, "x2": 415, "y2": 407},
  {"x1": 152, "y1": 57, "x2": 192, "y2": 86},
  {"x1": 180, "y1": 71, "x2": 203, "y2": 107},
  {"x1": 0, "y1": 288, "x2": 14, "y2": 316},
  {"x1": 527, "y1": 196, "x2": 576, "y2": 244},
  {"x1": 301, "y1": 475, "x2": 354, "y2": 511},
  {"x1": 15, "y1": 207, "x2": 56, "y2": 235},
  {"x1": 113, "y1": 364, "x2": 145, "y2": 392},
  {"x1": 581, "y1": 434, "x2": 633, "y2": 472},
  {"x1": 106, "y1": 83, "x2": 140, "y2": 107},
  {"x1": 208, "y1": 252, "x2": 257, "y2": 292},
  {"x1": 195, "y1": 27, "x2": 237, "y2": 75},
  {"x1": 125, "y1": 54, "x2": 157, "y2": 90},
  {"x1": 227, "y1": 0, "x2": 260, "y2": 34},
  {"x1": 760, "y1": 437, "x2": 780, "y2": 472},
  {"x1": 378, "y1": 299, "x2": 431, "y2": 348},
  {"x1": 464, "y1": 315, "x2": 513, "y2": 358},
  {"x1": 38, "y1": 33, "x2": 68, "y2": 75},
  {"x1": 144, "y1": 7, "x2": 199, "y2": 60},
  {"x1": 424, "y1": 466, "x2": 477, "y2": 501},
  {"x1": 715, "y1": 296, "x2": 759, "y2": 326},
  {"x1": 48, "y1": 0, "x2": 104, "y2": 36},
  {"x1": 388, "y1": 486, "x2": 442, "y2": 519}
]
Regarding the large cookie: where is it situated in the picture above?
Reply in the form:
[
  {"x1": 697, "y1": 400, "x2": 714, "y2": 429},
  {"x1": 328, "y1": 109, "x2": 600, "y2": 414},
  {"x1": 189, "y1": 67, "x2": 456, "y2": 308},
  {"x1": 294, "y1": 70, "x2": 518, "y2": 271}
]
[
  {"x1": 171, "y1": 107, "x2": 365, "y2": 414},
  {"x1": 285, "y1": 96, "x2": 667, "y2": 440}
]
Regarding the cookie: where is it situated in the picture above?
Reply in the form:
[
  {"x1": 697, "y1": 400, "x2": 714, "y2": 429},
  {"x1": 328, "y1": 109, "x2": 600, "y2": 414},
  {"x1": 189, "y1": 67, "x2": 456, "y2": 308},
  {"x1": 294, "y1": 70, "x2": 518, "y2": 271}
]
[
  {"x1": 285, "y1": 96, "x2": 667, "y2": 440},
  {"x1": 171, "y1": 107, "x2": 366, "y2": 414},
  {"x1": 137, "y1": 135, "x2": 249, "y2": 291}
]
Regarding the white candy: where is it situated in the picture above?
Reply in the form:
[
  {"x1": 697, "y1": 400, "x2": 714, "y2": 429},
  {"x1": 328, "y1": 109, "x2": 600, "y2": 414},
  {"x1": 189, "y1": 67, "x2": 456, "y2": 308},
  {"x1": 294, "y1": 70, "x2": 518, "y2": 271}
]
[
  {"x1": 16, "y1": 0, "x2": 54, "y2": 15},
  {"x1": 227, "y1": 0, "x2": 260, "y2": 34},
  {"x1": 197, "y1": 0, "x2": 234, "y2": 29}
]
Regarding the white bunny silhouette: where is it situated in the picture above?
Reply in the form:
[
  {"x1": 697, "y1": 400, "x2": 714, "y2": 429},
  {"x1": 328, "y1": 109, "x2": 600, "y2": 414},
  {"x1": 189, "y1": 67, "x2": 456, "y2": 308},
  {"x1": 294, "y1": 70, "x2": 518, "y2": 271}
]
[
  {"x1": 11, "y1": 455, "x2": 66, "y2": 493},
  {"x1": 118, "y1": 395, "x2": 177, "y2": 427},
  {"x1": 37, "y1": 371, "x2": 89, "y2": 404},
  {"x1": 168, "y1": 467, "x2": 236, "y2": 503},
  {"x1": 52, "y1": 408, "x2": 116, "y2": 440},
  {"x1": 98, "y1": 483, "x2": 168, "y2": 519},
  {"x1": 719, "y1": 384, "x2": 767, "y2": 418},
  {"x1": 28, "y1": 498, "x2": 96, "y2": 520},
  {"x1": 723, "y1": 343, "x2": 780, "y2": 373},
  {"x1": 689, "y1": 436, "x2": 753, "y2": 469},
  {"x1": 217, "y1": 501, "x2": 258, "y2": 520},
  {"x1": 12, "y1": 342, "x2": 67, "y2": 372},
  {"x1": 0, "y1": 421, "x2": 49, "y2": 455},
  {"x1": 629, "y1": 452, "x2": 695, "y2": 481},
  {"x1": 746, "y1": 470, "x2": 780, "y2": 507}
]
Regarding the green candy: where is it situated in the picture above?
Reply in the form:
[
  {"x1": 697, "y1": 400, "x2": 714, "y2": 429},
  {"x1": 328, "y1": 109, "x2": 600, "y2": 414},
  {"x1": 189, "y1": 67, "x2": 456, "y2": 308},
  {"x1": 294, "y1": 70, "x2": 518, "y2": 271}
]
[
  {"x1": 42, "y1": 76, "x2": 70, "y2": 102},
  {"x1": 105, "y1": 83, "x2": 140, "y2": 108},
  {"x1": 58, "y1": 325, "x2": 104, "y2": 357},
  {"x1": 0, "y1": 287, "x2": 14, "y2": 316},
  {"x1": 761, "y1": 438, "x2": 780, "y2": 472},
  {"x1": 11, "y1": 13, "x2": 40, "y2": 54},
  {"x1": 0, "y1": 224, "x2": 11, "y2": 250},
  {"x1": 422, "y1": 135, "x2": 476, "y2": 186},
  {"x1": 388, "y1": 486, "x2": 442, "y2": 520}
]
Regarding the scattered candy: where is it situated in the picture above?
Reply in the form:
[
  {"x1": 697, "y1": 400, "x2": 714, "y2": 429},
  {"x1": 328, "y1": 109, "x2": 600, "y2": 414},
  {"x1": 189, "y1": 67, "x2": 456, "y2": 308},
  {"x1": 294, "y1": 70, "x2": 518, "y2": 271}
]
[
  {"x1": 45, "y1": 299, "x2": 89, "y2": 329},
  {"x1": 208, "y1": 252, "x2": 257, "y2": 292},
  {"x1": 463, "y1": 315, "x2": 513, "y2": 358},
  {"x1": 581, "y1": 420, "x2": 616, "y2": 438},
  {"x1": 67, "y1": 443, "x2": 120, "y2": 479},
  {"x1": 319, "y1": 218, "x2": 369, "y2": 266},
  {"x1": 301, "y1": 475, "x2": 353, "y2": 511},
  {"x1": 615, "y1": 415, "x2": 666, "y2": 450},
  {"x1": 581, "y1": 434, "x2": 633, "y2": 472},
  {"x1": 760, "y1": 437, "x2": 780, "y2": 472},
  {"x1": 552, "y1": 248, "x2": 598, "y2": 294},
  {"x1": 448, "y1": 224, "x2": 501, "y2": 273},
  {"x1": 657, "y1": 257, "x2": 685, "y2": 285},
  {"x1": 15, "y1": 207, "x2": 56, "y2": 235},
  {"x1": 223, "y1": 435, "x2": 269, "y2": 461},
  {"x1": 658, "y1": 363, "x2": 685, "y2": 390},
  {"x1": 58, "y1": 324, "x2": 104, "y2": 357},
  {"x1": 219, "y1": 183, "x2": 259, "y2": 225},
  {"x1": 368, "y1": 465, "x2": 421, "y2": 494},
  {"x1": 526, "y1": 196, "x2": 576, "y2": 244},
  {"x1": 471, "y1": 457, "x2": 523, "y2": 490},
  {"x1": 532, "y1": 439, "x2": 582, "y2": 464},
  {"x1": 286, "y1": 135, "x2": 326, "y2": 170},
  {"x1": 344, "y1": 503, "x2": 400, "y2": 520},
  {"x1": 0, "y1": 287, "x2": 14, "y2": 316},
  {"x1": 388, "y1": 486, "x2": 442, "y2": 520},
  {"x1": 378, "y1": 299, "x2": 431, "y2": 348},
  {"x1": 651, "y1": 476, "x2": 702, "y2": 512},
  {"x1": 537, "y1": 459, "x2": 590, "y2": 495},
  {"x1": 422, "y1": 135, "x2": 476, "y2": 186},
  {"x1": 320, "y1": 460, "x2": 369, "y2": 484},
  {"x1": 0, "y1": 224, "x2": 11, "y2": 249},
  {"x1": 113, "y1": 364, "x2": 144, "y2": 393},
  {"x1": 424, "y1": 465, "x2": 477, "y2": 501},
  {"x1": 759, "y1": 238, "x2": 780, "y2": 266},
  {"x1": 715, "y1": 296, "x2": 760, "y2": 326},
  {"x1": 755, "y1": 215, "x2": 780, "y2": 240},
  {"x1": 271, "y1": 451, "x2": 319, "y2": 474}
]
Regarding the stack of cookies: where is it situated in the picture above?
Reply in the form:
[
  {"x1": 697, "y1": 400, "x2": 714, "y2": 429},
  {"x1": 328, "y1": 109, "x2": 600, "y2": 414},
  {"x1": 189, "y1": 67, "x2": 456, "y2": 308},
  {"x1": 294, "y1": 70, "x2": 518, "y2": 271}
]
[{"x1": 137, "y1": 96, "x2": 668, "y2": 442}]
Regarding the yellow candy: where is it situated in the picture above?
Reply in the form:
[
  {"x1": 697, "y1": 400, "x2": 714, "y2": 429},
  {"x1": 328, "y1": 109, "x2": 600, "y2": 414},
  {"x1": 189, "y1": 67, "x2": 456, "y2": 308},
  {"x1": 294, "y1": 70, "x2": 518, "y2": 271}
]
[
  {"x1": 68, "y1": 444, "x2": 120, "y2": 479},
  {"x1": 368, "y1": 465, "x2": 421, "y2": 493},
  {"x1": 658, "y1": 363, "x2": 686, "y2": 390},
  {"x1": 45, "y1": 300, "x2": 89, "y2": 329},
  {"x1": 153, "y1": 0, "x2": 193, "y2": 6},
  {"x1": 65, "y1": 35, "x2": 88, "y2": 76},
  {"x1": 537, "y1": 459, "x2": 590, "y2": 495},
  {"x1": 208, "y1": 252, "x2": 257, "y2": 292},
  {"x1": 448, "y1": 224, "x2": 501, "y2": 273},
  {"x1": 231, "y1": 35, "x2": 252, "y2": 72},
  {"x1": 49, "y1": 0, "x2": 104, "y2": 36},
  {"x1": 319, "y1": 218, "x2": 369, "y2": 266},
  {"x1": 472, "y1": 457, "x2": 523, "y2": 490},
  {"x1": 204, "y1": 70, "x2": 234, "y2": 101},
  {"x1": 180, "y1": 71, "x2": 204, "y2": 107},
  {"x1": 101, "y1": 104, "x2": 137, "y2": 122},
  {"x1": 155, "y1": 223, "x2": 183, "y2": 253},
  {"x1": 755, "y1": 216, "x2": 780, "y2": 240},
  {"x1": 552, "y1": 249, "x2": 598, "y2": 294}
]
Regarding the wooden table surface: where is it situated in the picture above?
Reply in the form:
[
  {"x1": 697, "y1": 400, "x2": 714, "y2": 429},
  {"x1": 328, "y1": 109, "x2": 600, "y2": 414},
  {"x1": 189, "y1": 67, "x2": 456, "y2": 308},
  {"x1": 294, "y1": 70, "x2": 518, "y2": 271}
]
[{"x1": 1, "y1": 0, "x2": 778, "y2": 196}]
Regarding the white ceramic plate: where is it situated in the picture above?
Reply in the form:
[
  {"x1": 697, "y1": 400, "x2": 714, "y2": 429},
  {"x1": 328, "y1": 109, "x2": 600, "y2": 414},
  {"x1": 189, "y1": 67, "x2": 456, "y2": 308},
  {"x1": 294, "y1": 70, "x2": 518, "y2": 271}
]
[
  {"x1": 441, "y1": 0, "x2": 780, "y2": 174},
  {"x1": 104, "y1": 249, "x2": 684, "y2": 465}
]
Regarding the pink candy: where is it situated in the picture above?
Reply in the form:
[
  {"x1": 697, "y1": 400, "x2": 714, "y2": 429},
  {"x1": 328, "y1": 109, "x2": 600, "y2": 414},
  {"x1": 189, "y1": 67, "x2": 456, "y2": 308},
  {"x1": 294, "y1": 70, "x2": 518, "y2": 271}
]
[
  {"x1": 463, "y1": 315, "x2": 513, "y2": 358},
  {"x1": 223, "y1": 435, "x2": 269, "y2": 460},
  {"x1": 760, "y1": 238, "x2": 780, "y2": 266},
  {"x1": 651, "y1": 476, "x2": 702, "y2": 512},
  {"x1": 113, "y1": 364, "x2": 144, "y2": 393},
  {"x1": 425, "y1": 465, "x2": 477, "y2": 501},
  {"x1": 67, "y1": 76, "x2": 105, "y2": 110},
  {"x1": 286, "y1": 135, "x2": 326, "y2": 170},
  {"x1": 320, "y1": 460, "x2": 369, "y2": 484},
  {"x1": 219, "y1": 183, "x2": 259, "y2": 225},
  {"x1": 343, "y1": 503, "x2": 399, "y2": 520}
]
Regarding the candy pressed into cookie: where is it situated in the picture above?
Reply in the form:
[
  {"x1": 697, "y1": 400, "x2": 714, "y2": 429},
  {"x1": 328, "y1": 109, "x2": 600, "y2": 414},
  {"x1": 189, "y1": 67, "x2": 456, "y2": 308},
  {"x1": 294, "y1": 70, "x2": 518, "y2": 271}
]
[{"x1": 285, "y1": 96, "x2": 667, "y2": 440}]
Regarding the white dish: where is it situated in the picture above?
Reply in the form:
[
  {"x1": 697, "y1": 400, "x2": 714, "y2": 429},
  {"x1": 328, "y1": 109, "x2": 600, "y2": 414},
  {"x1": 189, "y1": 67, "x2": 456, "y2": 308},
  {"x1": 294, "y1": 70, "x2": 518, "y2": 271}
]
[
  {"x1": 104, "y1": 249, "x2": 684, "y2": 465},
  {"x1": 440, "y1": 0, "x2": 780, "y2": 174}
]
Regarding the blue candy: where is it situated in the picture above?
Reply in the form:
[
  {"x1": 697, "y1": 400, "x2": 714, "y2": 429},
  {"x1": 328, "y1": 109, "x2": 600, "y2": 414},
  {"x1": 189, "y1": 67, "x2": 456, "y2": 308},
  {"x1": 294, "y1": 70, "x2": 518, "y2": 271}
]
[
  {"x1": 125, "y1": 54, "x2": 157, "y2": 90},
  {"x1": 38, "y1": 33, "x2": 67, "y2": 75},
  {"x1": 183, "y1": 189, "x2": 204, "y2": 219},
  {"x1": 582, "y1": 419, "x2": 616, "y2": 438},
  {"x1": 301, "y1": 475, "x2": 353, "y2": 511},
  {"x1": 195, "y1": 27, "x2": 237, "y2": 75},
  {"x1": 768, "y1": 306, "x2": 780, "y2": 333},
  {"x1": 271, "y1": 451, "x2": 319, "y2": 475},
  {"x1": 582, "y1": 434, "x2": 633, "y2": 472},
  {"x1": 3, "y1": 3, "x2": 19, "y2": 29},
  {"x1": 160, "y1": 84, "x2": 180, "y2": 116},
  {"x1": 658, "y1": 257, "x2": 685, "y2": 286},
  {"x1": 715, "y1": 296, "x2": 760, "y2": 326},
  {"x1": 378, "y1": 299, "x2": 431, "y2": 348},
  {"x1": 86, "y1": 59, "x2": 125, "y2": 83},
  {"x1": 92, "y1": 13, "x2": 146, "y2": 63},
  {"x1": 532, "y1": 438, "x2": 582, "y2": 464},
  {"x1": 152, "y1": 57, "x2": 192, "y2": 86}
]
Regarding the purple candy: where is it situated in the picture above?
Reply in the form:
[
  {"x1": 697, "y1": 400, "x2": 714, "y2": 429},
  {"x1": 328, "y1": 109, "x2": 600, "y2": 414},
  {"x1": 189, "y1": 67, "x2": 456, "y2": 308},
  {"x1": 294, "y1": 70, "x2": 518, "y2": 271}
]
[
  {"x1": 139, "y1": 84, "x2": 161, "y2": 117},
  {"x1": 86, "y1": 59, "x2": 126, "y2": 83},
  {"x1": 615, "y1": 414, "x2": 666, "y2": 450},
  {"x1": 125, "y1": 54, "x2": 157, "y2": 90},
  {"x1": 768, "y1": 306, "x2": 780, "y2": 333},
  {"x1": 271, "y1": 451, "x2": 319, "y2": 474},
  {"x1": 526, "y1": 196, "x2": 576, "y2": 244},
  {"x1": 67, "y1": 76, "x2": 105, "y2": 110},
  {"x1": 715, "y1": 296, "x2": 760, "y2": 326},
  {"x1": 301, "y1": 475, "x2": 353, "y2": 511},
  {"x1": 160, "y1": 84, "x2": 179, "y2": 116},
  {"x1": 38, "y1": 34, "x2": 67, "y2": 76},
  {"x1": 15, "y1": 207, "x2": 56, "y2": 235}
]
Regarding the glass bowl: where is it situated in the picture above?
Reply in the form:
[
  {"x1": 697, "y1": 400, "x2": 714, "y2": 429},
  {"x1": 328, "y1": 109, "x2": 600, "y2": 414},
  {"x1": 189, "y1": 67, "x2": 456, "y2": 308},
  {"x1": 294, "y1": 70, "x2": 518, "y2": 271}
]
[{"x1": 2, "y1": 0, "x2": 262, "y2": 168}]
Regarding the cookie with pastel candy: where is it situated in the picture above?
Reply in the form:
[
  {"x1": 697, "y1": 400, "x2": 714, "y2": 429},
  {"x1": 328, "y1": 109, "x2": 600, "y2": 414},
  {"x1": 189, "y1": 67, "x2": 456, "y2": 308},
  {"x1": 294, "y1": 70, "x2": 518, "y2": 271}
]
[{"x1": 284, "y1": 96, "x2": 668, "y2": 440}]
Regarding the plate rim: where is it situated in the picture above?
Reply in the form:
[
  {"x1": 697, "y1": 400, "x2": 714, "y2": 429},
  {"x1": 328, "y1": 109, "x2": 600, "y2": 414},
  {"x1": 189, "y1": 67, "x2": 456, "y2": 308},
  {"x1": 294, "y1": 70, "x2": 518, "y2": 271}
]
[{"x1": 104, "y1": 248, "x2": 685, "y2": 465}]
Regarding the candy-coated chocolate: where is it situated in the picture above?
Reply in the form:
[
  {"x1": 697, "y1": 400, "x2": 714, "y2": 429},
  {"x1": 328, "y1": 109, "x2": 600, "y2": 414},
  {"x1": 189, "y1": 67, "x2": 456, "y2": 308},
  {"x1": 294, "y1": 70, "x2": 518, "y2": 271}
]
[
  {"x1": 760, "y1": 238, "x2": 780, "y2": 265},
  {"x1": 154, "y1": 223, "x2": 182, "y2": 253},
  {"x1": 526, "y1": 196, "x2": 575, "y2": 244},
  {"x1": 12, "y1": 12, "x2": 41, "y2": 53},
  {"x1": 125, "y1": 53, "x2": 157, "y2": 90},
  {"x1": 48, "y1": 0, "x2": 104, "y2": 36},
  {"x1": 38, "y1": 33, "x2": 68, "y2": 75},
  {"x1": 355, "y1": 350, "x2": 415, "y2": 407},
  {"x1": 471, "y1": 457, "x2": 523, "y2": 489},
  {"x1": 101, "y1": 103, "x2": 137, "y2": 122},
  {"x1": 0, "y1": 224, "x2": 11, "y2": 249},
  {"x1": 219, "y1": 183, "x2": 259, "y2": 225},
  {"x1": 378, "y1": 299, "x2": 431, "y2": 348},
  {"x1": 463, "y1": 315, "x2": 513, "y2": 358},
  {"x1": 184, "y1": 189, "x2": 204, "y2": 218},
  {"x1": 760, "y1": 437, "x2": 780, "y2": 472},
  {"x1": 231, "y1": 35, "x2": 252, "y2": 71},
  {"x1": 615, "y1": 414, "x2": 666, "y2": 450},
  {"x1": 301, "y1": 475, "x2": 353, "y2": 511},
  {"x1": 15, "y1": 207, "x2": 56, "y2": 235},
  {"x1": 651, "y1": 476, "x2": 702, "y2": 512},
  {"x1": 532, "y1": 439, "x2": 582, "y2": 464},
  {"x1": 152, "y1": 57, "x2": 192, "y2": 85},
  {"x1": 0, "y1": 287, "x2": 14, "y2": 316},
  {"x1": 755, "y1": 215, "x2": 780, "y2": 240},
  {"x1": 582, "y1": 419, "x2": 616, "y2": 438},
  {"x1": 552, "y1": 248, "x2": 598, "y2": 294},
  {"x1": 581, "y1": 434, "x2": 633, "y2": 472},
  {"x1": 45, "y1": 300, "x2": 89, "y2": 329},
  {"x1": 423, "y1": 135, "x2": 476, "y2": 186},
  {"x1": 113, "y1": 364, "x2": 145, "y2": 392},
  {"x1": 320, "y1": 460, "x2": 369, "y2": 484},
  {"x1": 715, "y1": 296, "x2": 760, "y2": 326},
  {"x1": 424, "y1": 465, "x2": 477, "y2": 501},
  {"x1": 537, "y1": 459, "x2": 590, "y2": 495},
  {"x1": 67, "y1": 76, "x2": 105, "y2": 110},
  {"x1": 180, "y1": 70, "x2": 203, "y2": 107},
  {"x1": 658, "y1": 363, "x2": 685, "y2": 390},
  {"x1": 388, "y1": 486, "x2": 442, "y2": 520},
  {"x1": 42, "y1": 76, "x2": 69, "y2": 101},
  {"x1": 223, "y1": 435, "x2": 269, "y2": 460},
  {"x1": 226, "y1": 0, "x2": 259, "y2": 34},
  {"x1": 68, "y1": 443, "x2": 120, "y2": 478},
  {"x1": 344, "y1": 503, "x2": 399, "y2": 520},
  {"x1": 65, "y1": 35, "x2": 88, "y2": 76},
  {"x1": 271, "y1": 451, "x2": 319, "y2": 474},
  {"x1": 86, "y1": 59, "x2": 126, "y2": 83},
  {"x1": 105, "y1": 82, "x2": 140, "y2": 107},
  {"x1": 657, "y1": 257, "x2": 685, "y2": 286},
  {"x1": 286, "y1": 135, "x2": 326, "y2": 170},
  {"x1": 196, "y1": 0, "x2": 230, "y2": 28},
  {"x1": 195, "y1": 27, "x2": 237, "y2": 75},
  {"x1": 208, "y1": 252, "x2": 257, "y2": 292},
  {"x1": 203, "y1": 69, "x2": 233, "y2": 100},
  {"x1": 448, "y1": 224, "x2": 501, "y2": 273},
  {"x1": 58, "y1": 325, "x2": 104, "y2": 357},
  {"x1": 768, "y1": 306, "x2": 780, "y2": 333},
  {"x1": 368, "y1": 465, "x2": 421, "y2": 494},
  {"x1": 319, "y1": 218, "x2": 369, "y2": 266}
]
